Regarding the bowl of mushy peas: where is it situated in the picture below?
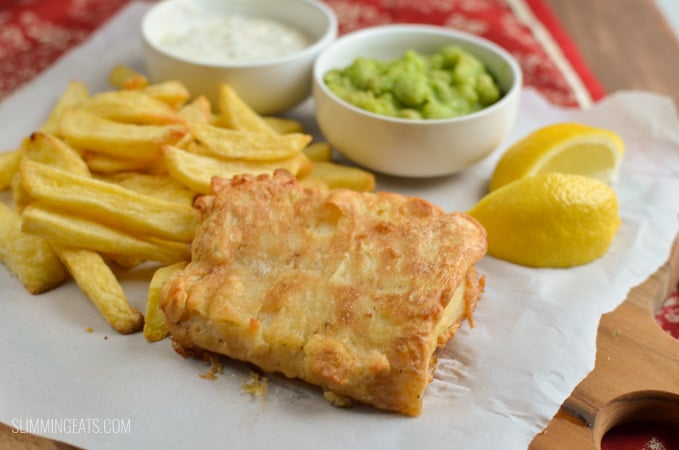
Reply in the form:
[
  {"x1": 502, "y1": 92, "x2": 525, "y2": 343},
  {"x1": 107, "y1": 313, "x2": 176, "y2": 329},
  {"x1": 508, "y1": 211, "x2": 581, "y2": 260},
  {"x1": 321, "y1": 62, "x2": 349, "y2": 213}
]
[{"x1": 312, "y1": 25, "x2": 522, "y2": 177}]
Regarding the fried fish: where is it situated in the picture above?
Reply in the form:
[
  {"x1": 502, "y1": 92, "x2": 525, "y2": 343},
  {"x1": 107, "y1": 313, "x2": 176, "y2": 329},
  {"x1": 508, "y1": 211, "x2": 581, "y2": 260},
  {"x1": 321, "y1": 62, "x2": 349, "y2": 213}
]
[{"x1": 160, "y1": 170, "x2": 487, "y2": 416}]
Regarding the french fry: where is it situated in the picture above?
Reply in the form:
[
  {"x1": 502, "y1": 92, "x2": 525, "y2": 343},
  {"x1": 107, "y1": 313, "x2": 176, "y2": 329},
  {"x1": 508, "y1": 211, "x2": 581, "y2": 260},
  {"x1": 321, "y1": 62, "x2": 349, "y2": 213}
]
[
  {"x1": 39, "y1": 80, "x2": 90, "y2": 136},
  {"x1": 23, "y1": 130, "x2": 161, "y2": 211},
  {"x1": 59, "y1": 108, "x2": 188, "y2": 160},
  {"x1": 97, "y1": 172, "x2": 196, "y2": 206},
  {"x1": 179, "y1": 96, "x2": 213, "y2": 124},
  {"x1": 24, "y1": 132, "x2": 90, "y2": 176},
  {"x1": 299, "y1": 160, "x2": 376, "y2": 192},
  {"x1": 216, "y1": 83, "x2": 277, "y2": 134},
  {"x1": 8, "y1": 139, "x2": 31, "y2": 210},
  {"x1": 21, "y1": 203, "x2": 190, "y2": 265},
  {"x1": 296, "y1": 155, "x2": 314, "y2": 179},
  {"x1": 20, "y1": 132, "x2": 147, "y2": 330},
  {"x1": 142, "y1": 80, "x2": 190, "y2": 109},
  {"x1": 144, "y1": 261, "x2": 187, "y2": 342},
  {"x1": 108, "y1": 65, "x2": 149, "y2": 90},
  {"x1": 263, "y1": 116, "x2": 305, "y2": 134},
  {"x1": 77, "y1": 90, "x2": 185, "y2": 125},
  {"x1": 83, "y1": 151, "x2": 161, "y2": 174},
  {"x1": 103, "y1": 253, "x2": 146, "y2": 271},
  {"x1": 20, "y1": 161, "x2": 199, "y2": 242},
  {"x1": 53, "y1": 244, "x2": 144, "y2": 334},
  {"x1": 0, "y1": 148, "x2": 23, "y2": 191},
  {"x1": 11, "y1": 172, "x2": 33, "y2": 213},
  {"x1": 303, "y1": 142, "x2": 333, "y2": 162},
  {"x1": 0, "y1": 203, "x2": 67, "y2": 294},
  {"x1": 189, "y1": 122, "x2": 311, "y2": 161},
  {"x1": 13, "y1": 132, "x2": 91, "y2": 212},
  {"x1": 163, "y1": 145, "x2": 312, "y2": 194},
  {"x1": 297, "y1": 176, "x2": 329, "y2": 190}
]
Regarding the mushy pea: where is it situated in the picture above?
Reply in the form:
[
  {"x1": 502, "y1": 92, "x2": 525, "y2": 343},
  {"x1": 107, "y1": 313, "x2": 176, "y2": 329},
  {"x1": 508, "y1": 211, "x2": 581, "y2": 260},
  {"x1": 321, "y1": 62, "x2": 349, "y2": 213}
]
[{"x1": 323, "y1": 45, "x2": 502, "y2": 120}]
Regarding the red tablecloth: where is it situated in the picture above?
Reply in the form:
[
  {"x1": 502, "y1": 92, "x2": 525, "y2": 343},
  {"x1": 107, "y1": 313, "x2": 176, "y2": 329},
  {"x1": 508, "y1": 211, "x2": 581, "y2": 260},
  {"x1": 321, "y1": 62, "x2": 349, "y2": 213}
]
[
  {"x1": 1, "y1": 0, "x2": 606, "y2": 106},
  {"x1": 1, "y1": 0, "x2": 677, "y2": 448}
]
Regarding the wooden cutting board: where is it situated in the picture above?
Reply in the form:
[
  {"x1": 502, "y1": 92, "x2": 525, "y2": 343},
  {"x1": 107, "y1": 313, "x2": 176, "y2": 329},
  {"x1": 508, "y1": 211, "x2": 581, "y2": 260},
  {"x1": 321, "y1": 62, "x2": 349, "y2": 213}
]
[{"x1": 530, "y1": 236, "x2": 679, "y2": 449}]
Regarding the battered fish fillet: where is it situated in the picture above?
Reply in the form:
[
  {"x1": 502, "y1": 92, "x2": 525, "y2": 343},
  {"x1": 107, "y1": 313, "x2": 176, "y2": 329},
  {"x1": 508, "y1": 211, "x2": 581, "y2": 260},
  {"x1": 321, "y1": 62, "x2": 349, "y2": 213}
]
[{"x1": 160, "y1": 170, "x2": 487, "y2": 416}]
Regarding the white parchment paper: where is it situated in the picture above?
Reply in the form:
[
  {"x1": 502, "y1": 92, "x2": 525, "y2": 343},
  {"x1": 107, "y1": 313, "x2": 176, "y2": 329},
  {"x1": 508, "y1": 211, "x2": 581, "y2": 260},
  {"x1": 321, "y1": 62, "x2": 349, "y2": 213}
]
[{"x1": 1, "y1": 3, "x2": 678, "y2": 449}]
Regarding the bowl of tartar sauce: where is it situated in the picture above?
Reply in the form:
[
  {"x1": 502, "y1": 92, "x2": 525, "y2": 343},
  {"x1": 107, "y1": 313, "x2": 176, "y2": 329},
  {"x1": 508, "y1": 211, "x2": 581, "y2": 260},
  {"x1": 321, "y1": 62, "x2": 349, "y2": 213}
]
[{"x1": 141, "y1": 0, "x2": 337, "y2": 114}]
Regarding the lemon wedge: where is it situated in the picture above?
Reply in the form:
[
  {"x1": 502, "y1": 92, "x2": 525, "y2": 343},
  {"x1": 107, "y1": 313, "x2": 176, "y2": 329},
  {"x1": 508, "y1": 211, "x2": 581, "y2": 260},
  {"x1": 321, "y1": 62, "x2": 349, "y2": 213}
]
[
  {"x1": 468, "y1": 173, "x2": 621, "y2": 268},
  {"x1": 489, "y1": 122, "x2": 624, "y2": 191}
]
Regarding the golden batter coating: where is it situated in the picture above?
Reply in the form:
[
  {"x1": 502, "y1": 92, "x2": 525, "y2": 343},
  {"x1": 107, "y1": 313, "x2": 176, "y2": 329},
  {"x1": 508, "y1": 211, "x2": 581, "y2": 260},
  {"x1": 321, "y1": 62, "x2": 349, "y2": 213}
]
[{"x1": 161, "y1": 170, "x2": 487, "y2": 416}]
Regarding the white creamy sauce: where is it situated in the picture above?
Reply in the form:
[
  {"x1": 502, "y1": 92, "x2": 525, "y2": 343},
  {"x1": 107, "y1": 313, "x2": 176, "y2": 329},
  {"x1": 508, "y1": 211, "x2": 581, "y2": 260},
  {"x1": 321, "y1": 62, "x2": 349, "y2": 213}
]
[{"x1": 152, "y1": 6, "x2": 311, "y2": 64}]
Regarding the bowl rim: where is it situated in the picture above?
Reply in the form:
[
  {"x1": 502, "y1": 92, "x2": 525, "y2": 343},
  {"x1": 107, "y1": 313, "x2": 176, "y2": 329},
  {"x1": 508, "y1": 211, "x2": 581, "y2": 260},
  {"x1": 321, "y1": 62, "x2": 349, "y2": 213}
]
[
  {"x1": 312, "y1": 23, "x2": 523, "y2": 125},
  {"x1": 141, "y1": 0, "x2": 338, "y2": 68}
]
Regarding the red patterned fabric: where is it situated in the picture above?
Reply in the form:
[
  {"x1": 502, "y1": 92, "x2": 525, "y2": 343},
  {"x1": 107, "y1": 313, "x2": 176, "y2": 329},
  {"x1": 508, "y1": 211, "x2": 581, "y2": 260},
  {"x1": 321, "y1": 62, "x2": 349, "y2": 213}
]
[
  {"x1": 0, "y1": 0, "x2": 604, "y2": 106},
  {"x1": 0, "y1": 0, "x2": 131, "y2": 98},
  {"x1": 0, "y1": 0, "x2": 677, "y2": 448},
  {"x1": 523, "y1": 0, "x2": 606, "y2": 102}
]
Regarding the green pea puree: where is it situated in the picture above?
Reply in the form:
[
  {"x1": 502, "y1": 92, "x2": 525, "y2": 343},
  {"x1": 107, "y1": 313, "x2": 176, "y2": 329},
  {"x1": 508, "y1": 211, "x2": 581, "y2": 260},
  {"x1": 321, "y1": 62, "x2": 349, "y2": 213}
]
[{"x1": 323, "y1": 45, "x2": 502, "y2": 120}]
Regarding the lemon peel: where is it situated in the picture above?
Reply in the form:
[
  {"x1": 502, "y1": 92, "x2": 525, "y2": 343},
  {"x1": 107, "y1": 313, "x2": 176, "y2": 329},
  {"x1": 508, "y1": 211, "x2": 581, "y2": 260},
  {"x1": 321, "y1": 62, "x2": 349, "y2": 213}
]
[
  {"x1": 489, "y1": 122, "x2": 624, "y2": 192},
  {"x1": 468, "y1": 173, "x2": 621, "y2": 268}
]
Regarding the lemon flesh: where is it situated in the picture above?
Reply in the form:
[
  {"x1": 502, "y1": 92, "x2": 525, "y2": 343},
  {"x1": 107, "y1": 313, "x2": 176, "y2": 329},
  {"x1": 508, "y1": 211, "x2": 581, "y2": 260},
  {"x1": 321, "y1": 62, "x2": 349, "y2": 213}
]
[
  {"x1": 468, "y1": 173, "x2": 621, "y2": 268},
  {"x1": 489, "y1": 122, "x2": 624, "y2": 191}
]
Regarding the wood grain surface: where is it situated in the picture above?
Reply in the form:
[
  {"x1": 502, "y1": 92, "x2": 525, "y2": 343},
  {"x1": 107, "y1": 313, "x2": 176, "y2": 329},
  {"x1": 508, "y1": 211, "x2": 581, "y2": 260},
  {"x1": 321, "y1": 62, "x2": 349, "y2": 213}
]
[
  {"x1": 3, "y1": 0, "x2": 679, "y2": 448},
  {"x1": 545, "y1": 0, "x2": 679, "y2": 106}
]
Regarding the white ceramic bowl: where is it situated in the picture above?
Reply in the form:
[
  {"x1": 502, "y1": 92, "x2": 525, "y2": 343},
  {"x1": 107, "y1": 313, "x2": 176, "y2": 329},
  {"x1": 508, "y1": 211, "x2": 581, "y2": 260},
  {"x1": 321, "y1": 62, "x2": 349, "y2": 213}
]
[
  {"x1": 142, "y1": 0, "x2": 337, "y2": 115},
  {"x1": 312, "y1": 25, "x2": 522, "y2": 177}
]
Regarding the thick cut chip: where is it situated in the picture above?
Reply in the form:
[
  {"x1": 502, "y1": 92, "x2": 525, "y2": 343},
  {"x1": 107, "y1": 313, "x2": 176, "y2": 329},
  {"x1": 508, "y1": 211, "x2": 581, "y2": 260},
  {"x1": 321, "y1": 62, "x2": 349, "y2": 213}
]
[
  {"x1": 83, "y1": 151, "x2": 161, "y2": 174},
  {"x1": 163, "y1": 145, "x2": 312, "y2": 194},
  {"x1": 77, "y1": 90, "x2": 185, "y2": 125},
  {"x1": 189, "y1": 122, "x2": 311, "y2": 161},
  {"x1": 216, "y1": 83, "x2": 277, "y2": 134},
  {"x1": 21, "y1": 203, "x2": 190, "y2": 265},
  {"x1": 0, "y1": 148, "x2": 23, "y2": 191},
  {"x1": 97, "y1": 172, "x2": 195, "y2": 206},
  {"x1": 39, "y1": 80, "x2": 90, "y2": 136},
  {"x1": 302, "y1": 142, "x2": 332, "y2": 162},
  {"x1": 14, "y1": 132, "x2": 91, "y2": 212},
  {"x1": 160, "y1": 170, "x2": 487, "y2": 416},
  {"x1": 108, "y1": 65, "x2": 149, "y2": 90},
  {"x1": 20, "y1": 161, "x2": 199, "y2": 242},
  {"x1": 262, "y1": 116, "x2": 304, "y2": 134},
  {"x1": 53, "y1": 244, "x2": 144, "y2": 334},
  {"x1": 103, "y1": 253, "x2": 146, "y2": 271},
  {"x1": 179, "y1": 96, "x2": 213, "y2": 124},
  {"x1": 142, "y1": 81, "x2": 190, "y2": 109},
  {"x1": 11, "y1": 172, "x2": 32, "y2": 212},
  {"x1": 0, "y1": 202, "x2": 67, "y2": 294},
  {"x1": 299, "y1": 160, "x2": 376, "y2": 192},
  {"x1": 59, "y1": 108, "x2": 188, "y2": 159},
  {"x1": 24, "y1": 132, "x2": 90, "y2": 176},
  {"x1": 144, "y1": 261, "x2": 187, "y2": 342}
]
